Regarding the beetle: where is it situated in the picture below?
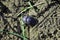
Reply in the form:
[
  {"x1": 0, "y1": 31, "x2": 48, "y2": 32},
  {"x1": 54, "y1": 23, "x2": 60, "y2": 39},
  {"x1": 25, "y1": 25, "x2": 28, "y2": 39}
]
[
  {"x1": 22, "y1": 0, "x2": 29, "y2": 2},
  {"x1": 22, "y1": 16, "x2": 38, "y2": 26}
]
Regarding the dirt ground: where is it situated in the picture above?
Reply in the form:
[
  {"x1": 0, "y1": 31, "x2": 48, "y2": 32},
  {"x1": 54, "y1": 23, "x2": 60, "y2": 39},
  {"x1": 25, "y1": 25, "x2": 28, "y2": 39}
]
[{"x1": 0, "y1": 0, "x2": 60, "y2": 40}]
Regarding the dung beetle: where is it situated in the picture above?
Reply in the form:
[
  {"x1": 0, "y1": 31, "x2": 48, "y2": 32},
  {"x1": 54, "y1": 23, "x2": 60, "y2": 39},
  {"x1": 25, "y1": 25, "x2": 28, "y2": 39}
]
[
  {"x1": 23, "y1": 0, "x2": 29, "y2": 2},
  {"x1": 22, "y1": 16, "x2": 38, "y2": 26}
]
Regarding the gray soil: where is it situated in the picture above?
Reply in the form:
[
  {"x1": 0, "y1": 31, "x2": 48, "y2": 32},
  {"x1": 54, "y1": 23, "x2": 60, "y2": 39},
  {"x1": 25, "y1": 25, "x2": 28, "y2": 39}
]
[{"x1": 0, "y1": 0, "x2": 60, "y2": 40}]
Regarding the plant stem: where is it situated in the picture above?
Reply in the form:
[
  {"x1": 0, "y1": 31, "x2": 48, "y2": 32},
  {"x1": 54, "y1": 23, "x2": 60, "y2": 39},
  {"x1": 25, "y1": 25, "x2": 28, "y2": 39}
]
[
  {"x1": 20, "y1": 16, "x2": 27, "y2": 40},
  {"x1": 0, "y1": 30, "x2": 27, "y2": 39}
]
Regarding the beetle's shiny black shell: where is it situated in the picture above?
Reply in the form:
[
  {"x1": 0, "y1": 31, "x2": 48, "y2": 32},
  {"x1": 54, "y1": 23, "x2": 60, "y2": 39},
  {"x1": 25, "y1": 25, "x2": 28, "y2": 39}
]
[
  {"x1": 22, "y1": 16, "x2": 38, "y2": 26},
  {"x1": 23, "y1": 0, "x2": 29, "y2": 2}
]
